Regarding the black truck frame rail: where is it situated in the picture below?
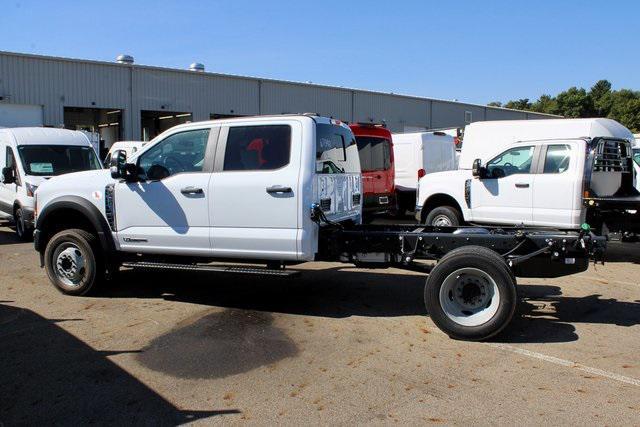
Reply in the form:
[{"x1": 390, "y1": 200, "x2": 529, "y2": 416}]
[{"x1": 319, "y1": 223, "x2": 605, "y2": 278}]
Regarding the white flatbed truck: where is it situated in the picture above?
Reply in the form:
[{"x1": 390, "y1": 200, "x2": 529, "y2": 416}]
[{"x1": 32, "y1": 115, "x2": 604, "y2": 341}]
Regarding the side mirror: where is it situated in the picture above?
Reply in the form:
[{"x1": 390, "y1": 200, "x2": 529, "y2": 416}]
[
  {"x1": 1, "y1": 166, "x2": 15, "y2": 184},
  {"x1": 109, "y1": 150, "x2": 128, "y2": 179},
  {"x1": 472, "y1": 158, "x2": 485, "y2": 178}
]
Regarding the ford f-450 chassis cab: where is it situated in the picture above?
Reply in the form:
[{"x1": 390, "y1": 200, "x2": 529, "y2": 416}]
[{"x1": 33, "y1": 115, "x2": 604, "y2": 341}]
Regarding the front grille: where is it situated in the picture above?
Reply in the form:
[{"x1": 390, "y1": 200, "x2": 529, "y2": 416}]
[
  {"x1": 593, "y1": 139, "x2": 631, "y2": 172},
  {"x1": 320, "y1": 198, "x2": 331, "y2": 212},
  {"x1": 352, "y1": 194, "x2": 361, "y2": 205},
  {"x1": 105, "y1": 184, "x2": 116, "y2": 231}
]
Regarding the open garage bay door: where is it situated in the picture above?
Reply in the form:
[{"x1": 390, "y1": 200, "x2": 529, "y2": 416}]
[{"x1": 0, "y1": 104, "x2": 43, "y2": 127}]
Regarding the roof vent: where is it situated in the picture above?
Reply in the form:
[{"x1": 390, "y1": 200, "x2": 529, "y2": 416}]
[
  {"x1": 116, "y1": 54, "x2": 134, "y2": 64},
  {"x1": 189, "y1": 62, "x2": 205, "y2": 72}
]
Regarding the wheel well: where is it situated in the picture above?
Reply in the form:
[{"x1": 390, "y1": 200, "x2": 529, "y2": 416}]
[
  {"x1": 12, "y1": 201, "x2": 21, "y2": 215},
  {"x1": 39, "y1": 208, "x2": 97, "y2": 250},
  {"x1": 420, "y1": 194, "x2": 463, "y2": 223}
]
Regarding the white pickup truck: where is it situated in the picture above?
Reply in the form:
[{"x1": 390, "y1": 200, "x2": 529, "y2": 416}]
[
  {"x1": 416, "y1": 118, "x2": 640, "y2": 236},
  {"x1": 32, "y1": 114, "x2": 604, "y2": 341}
]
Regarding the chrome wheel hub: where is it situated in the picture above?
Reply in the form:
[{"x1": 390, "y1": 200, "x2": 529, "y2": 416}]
[
  {"x1": 432, "y1": 214, "x2": 453, "y2": 227},
  {"x1": 439, "y1": 267, "x2": 500, "y2": 327},
  {"x1": 55, "y1": 245, "x2": 86, "y2": 286}
]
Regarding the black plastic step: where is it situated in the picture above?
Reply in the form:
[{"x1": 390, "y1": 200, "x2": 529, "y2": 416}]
[{"x1": 121, "y1": 261, "x2": 301, "y2": 277}]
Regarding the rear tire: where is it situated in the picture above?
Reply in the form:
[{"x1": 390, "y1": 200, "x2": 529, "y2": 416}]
[
  {"x1": 424, "y1": 246, "x2": 517, "y2": 341},
  {"x1": 424, "y1": 206, "x2": 461, "y2": 227},
  {"x1": 44, "y1": 228, "x2": 103, "y2": 296}
]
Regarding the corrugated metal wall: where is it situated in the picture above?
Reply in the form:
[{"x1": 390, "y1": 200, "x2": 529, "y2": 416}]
[{"x1": 0, "y1": 51, "x2": 558, "y2": 140}]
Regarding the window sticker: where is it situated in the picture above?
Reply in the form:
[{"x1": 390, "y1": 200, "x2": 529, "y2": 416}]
[{"x1": 30, "y1": 163, "x2": 54, "y2": 174}]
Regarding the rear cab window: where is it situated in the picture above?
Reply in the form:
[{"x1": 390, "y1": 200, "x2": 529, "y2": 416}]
[
  {"x1": 543, "y1": 144, "x2": 571, "y2": 174},
  {"x1": 315, "y1": 123, "x2": 360, "y2": 174},
  {"x1": 223, "y1": 125, "x2": 291, "y2": 171}
]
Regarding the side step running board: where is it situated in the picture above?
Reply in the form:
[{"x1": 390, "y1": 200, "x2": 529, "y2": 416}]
[{"x1": 121, "y1": 261, "x2": 301, "y2": 277}]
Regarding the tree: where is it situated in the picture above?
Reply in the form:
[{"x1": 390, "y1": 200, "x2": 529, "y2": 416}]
[
  {"x1": 487, "y1": 101, "x2": 502, "y2": 107},
  {"x1": 608, "y1": 89, "x2": 640, "y2": 133},
  {"x1": 589, "y1": 80, "x2": 613, "y2": 117},
  {"x1": 530, "y1": 94, "x2": 558, "y2": 115},
  {"x1": 554, "y1": 87, "x2": 591, "y2": 118},
  {"x1": 504, "y1": 99, "x2": 531, "y2": 110},
  {"x1": 488, "y1": 80, "x2": 640, "y2": 132}
]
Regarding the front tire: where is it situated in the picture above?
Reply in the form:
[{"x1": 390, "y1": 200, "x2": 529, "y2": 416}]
[
  {"x1": 44, "y1": 229, "x2": 103, "y2": 296},
  {"x1": 14, "y1": 207, "x2": 33, "y2": 241},
  {"x1": 424, "y1": 246, "x2": 517, "y2": 341},
  {"x1": 424, "y1": 206, "x2": 461, "y2": 227}
]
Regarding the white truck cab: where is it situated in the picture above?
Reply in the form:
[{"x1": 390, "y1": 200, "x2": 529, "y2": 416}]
[
  {"x1": 36, "y1": 115, "x2": 362, "y2": 261},
  {"x1": 416, "y1": 118, "x2": 638, "y2": 234},
  {"x1": 0, "y1": 127, "x2": 101, "y2": 239}
]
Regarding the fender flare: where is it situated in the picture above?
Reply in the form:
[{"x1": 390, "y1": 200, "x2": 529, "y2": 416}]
[{"x1": 34, "y1": 196, "x2": 116, "y2": 256}]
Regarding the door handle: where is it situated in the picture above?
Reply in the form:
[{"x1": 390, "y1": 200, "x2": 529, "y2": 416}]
[
  {"x1": 266, "y1": 185, "x2": 292, "y2": 194},
  {"x1": 180, "y1": 186, "x2": 204, "y2": 195},
  {"x1": 515, "y1": 183, "x2": 530, "y2": 188}
]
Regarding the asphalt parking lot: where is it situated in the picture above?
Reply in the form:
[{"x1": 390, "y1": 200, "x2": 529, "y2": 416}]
[{"x1": 1, "y1": 221, "x2": 639, "y2": 425}]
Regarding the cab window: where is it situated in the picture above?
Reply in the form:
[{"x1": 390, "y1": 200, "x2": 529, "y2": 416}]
[
  {"x1": 138, "y1": 129, "x2": 210, "y2": 180},
  {"x1": 223, "y1": 125, "x2": 291, "y2": 171},
  {"x1": 486, "y1": 146, "x2": 534, "y2": 178},
  {"x1": 316, "y1": 124, "x2": 360, "y2": 174},
  {"x1": 543, "y1": 144, "x2": 571, "y2": 174}
]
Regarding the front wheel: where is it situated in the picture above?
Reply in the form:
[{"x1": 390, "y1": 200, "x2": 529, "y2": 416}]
[
  {"x1": 14, "y1": 207, "x2": 33, "y2": 241},
  {"x1": 44, "y1": 229, "x2": 103, "y2": 296},
  {"x1": 424, "y1": 206, "x2": 461, "y2": 227},
  {"x1": 424, "y1": 246, "x2": 517, "y2": 341}
]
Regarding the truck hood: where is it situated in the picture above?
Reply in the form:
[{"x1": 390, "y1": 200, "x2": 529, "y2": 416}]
[{"x1": 36, "y1": 169, "x2": 115, "y2": 204}]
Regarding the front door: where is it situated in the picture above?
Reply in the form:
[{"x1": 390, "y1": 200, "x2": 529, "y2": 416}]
[
  {"x1": 209, "y1": 121, "x2": 301, "y2": 259},
  {"x1": 470, "y1": 145, "x2": 536, "y2": 225},
  {"x1": 0, "y1": 145, "x2": 19, "y2": 218},
  {"x1": 114, "y1": 127, "x2": 216, "y2": 255}
]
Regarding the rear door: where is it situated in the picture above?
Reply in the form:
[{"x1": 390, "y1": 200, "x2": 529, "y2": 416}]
[
  {"x1": 470, "y1": 145, "x2": 537, "y2": 225},
  {"x1": 532, "y1": 143, "x2": 578, "y2": 227},
  {"x1": 209, "y1": 120, "x2": 301, "y2": 259}
]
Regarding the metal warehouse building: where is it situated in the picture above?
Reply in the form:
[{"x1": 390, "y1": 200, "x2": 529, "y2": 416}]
[{"x1": 0, "y1": 50, "x2": 556, "y2": 154}]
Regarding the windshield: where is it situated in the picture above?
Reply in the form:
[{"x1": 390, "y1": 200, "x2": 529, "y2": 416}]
[
  {"x1": 356, "y1": 136, "x2": 391, "y2": 172},
  {"x1": 633, "y1": 148, "x2": 640, "y2": 167},
  {"x1": 18, "y1": 145, "x2": 101, "y2": 176}
]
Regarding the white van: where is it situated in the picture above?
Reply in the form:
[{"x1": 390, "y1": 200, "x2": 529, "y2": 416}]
[
  {"x1": 103, "y1": 141, "x2": 146, "y2": 166},
  {"x1": 0, "y1": 128, "x2": 102, "y2": 239},
  {"x1": 415, "y1": 119, "x2": 639, "y2": 235},
  {"x1": 392, "y1": 131, "x2": 457, "y2": 213}
]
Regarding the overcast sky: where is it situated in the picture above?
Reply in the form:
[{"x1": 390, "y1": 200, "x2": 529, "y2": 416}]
[{"x1": 1, "y1": 0, "x2": 638, "y2": 105}]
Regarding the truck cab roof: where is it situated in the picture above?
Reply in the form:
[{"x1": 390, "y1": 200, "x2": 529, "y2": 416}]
[
  {"x1": 459, "y1": 118, "x2": 634, "y2": 169},
  {"x1": 0, "y1": 127, "x2": 92, "y2": 147}
]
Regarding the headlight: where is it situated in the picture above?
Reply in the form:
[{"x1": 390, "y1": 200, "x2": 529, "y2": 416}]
[{"x1": 25, "y1": 182, "x2": 38, "y2": 197}]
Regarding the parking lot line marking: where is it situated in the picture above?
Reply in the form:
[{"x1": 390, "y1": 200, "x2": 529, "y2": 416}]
[{"x1": 489, "y1": 343, "x2": 640, "y2": 387}]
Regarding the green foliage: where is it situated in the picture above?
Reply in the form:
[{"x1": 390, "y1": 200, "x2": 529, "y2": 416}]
[
  {"x1": 487, "y1": 101, "x2": 502, "y2": 107},
  {"x1": 490, "y1": 80, "x2": 640, "y2": 132},
  {"x1": 504, "y1": 99, "x2": 531, "y2": 110}
]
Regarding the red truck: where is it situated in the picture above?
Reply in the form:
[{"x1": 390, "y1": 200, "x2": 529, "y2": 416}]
[{"x1": 349, "y1": 123, "x2": 395, "y2": 219}]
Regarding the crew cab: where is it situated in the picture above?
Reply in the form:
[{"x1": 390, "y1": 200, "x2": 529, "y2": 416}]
[
  {"x1": 349, "y1": 123, "x2": 395, "y2": 218},
  {"x1": 416, "y1": 118, "x2": 640, "y2": 235},
  {"x1": 33, "y1": 115, "x2": 604, "y2": 341}
]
